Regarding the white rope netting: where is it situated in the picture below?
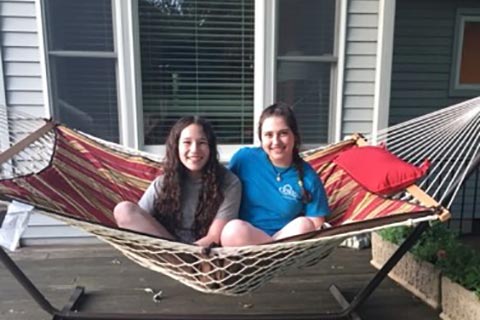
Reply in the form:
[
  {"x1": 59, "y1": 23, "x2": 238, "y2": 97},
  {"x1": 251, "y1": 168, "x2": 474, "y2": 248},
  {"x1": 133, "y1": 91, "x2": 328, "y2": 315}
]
[
  {"x1": 0, "y1": 108, "x2": 54, "y2": 178},
  {"x1": 46, "y1": 212, "x2": 437, "y2": 295},
  {"x1": 366, "y1": 97, "x2": 480, "y2": 209}
]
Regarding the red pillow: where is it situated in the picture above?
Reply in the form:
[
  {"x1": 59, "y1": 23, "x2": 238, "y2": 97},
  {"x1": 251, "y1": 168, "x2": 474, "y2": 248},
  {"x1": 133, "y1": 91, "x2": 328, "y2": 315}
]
[{"x1": 333, "y1": 146, "x2": 430, "y2": 195}]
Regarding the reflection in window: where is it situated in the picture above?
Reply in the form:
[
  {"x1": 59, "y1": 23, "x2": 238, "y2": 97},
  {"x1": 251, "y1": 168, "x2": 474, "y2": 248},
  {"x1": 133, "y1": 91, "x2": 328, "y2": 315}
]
[
  {"x1": 276, "y1": 0, "x2": 336, "y2": 145},
  {"x1": 46, "y1": 0, "x2": 114, "y2": 52},
  {"x1": 52, "y1": 57, "x2": 118, "y2": 141}
]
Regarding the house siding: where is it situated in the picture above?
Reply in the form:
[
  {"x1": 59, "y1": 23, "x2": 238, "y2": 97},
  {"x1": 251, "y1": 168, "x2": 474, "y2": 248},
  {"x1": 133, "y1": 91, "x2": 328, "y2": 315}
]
[
  {"x1": 0, "y1": 0, "x2": 44, "y2": 115},
  {"x1": 389, "y1": 0, "x2": 480, "y2": 123},
  {"x1": 0, "y1": 0, "x2": 93, "y2": 242},
  {"x1": 342, "y1": 0, "x2": 379, "y2": 137},
  {"x1": 390, "y1": 0, "x2": 480, "y2": 232}
]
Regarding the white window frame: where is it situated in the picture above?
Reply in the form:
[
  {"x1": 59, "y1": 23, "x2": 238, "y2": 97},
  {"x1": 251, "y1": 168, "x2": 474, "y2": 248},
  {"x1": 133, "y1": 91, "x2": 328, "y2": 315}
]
[
  {"x1": 35, "y1": 0, "x2": 51, "y2": 119},
  {"x1": 39, "y1": 0, "x2": 121, "y2": 143},
  {"x1": 271, "y1": 0, "x2": 344, "y2": 148},
  {"x1": 449, "y1": 9, "x2": 480, "y2": 97},
  {"x1": 113, "y1": 0, "x2": 142, "y2": 150},
  {"x1": 333, "y1": 0, "x2": 347, "y2": 143},
  {"x1": 38, "y1": 0, "x2": 141, "y2": 149},
  {"x1": 131, "y1": 0, "x2": 348, "y2": 162},
  {"x1": 122, "y1": 0, "x2": 266, "y2": 162},
  {"x1": 0, "y1": 36, "x2": 9, "y2": 151},
  {"x1": 372, "y1": 0, "x2": 396, "y2": 143}
]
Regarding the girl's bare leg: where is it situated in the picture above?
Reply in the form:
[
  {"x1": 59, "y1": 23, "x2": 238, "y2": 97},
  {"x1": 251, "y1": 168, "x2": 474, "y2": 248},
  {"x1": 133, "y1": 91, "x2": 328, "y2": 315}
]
[
  {"x1": 113, "y1": 201, "x2": 174, "y2": 239},
  {"x1": 272, "y1": 217, "x2": 316, "y2": 240},
  {"x1": 220, "y1": 219, "x2": 272, "y2": 246}
]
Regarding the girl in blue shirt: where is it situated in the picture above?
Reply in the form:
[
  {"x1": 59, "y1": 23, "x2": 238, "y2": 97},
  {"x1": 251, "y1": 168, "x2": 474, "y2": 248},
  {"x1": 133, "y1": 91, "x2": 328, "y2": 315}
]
[{"x1": 221, "y1": 104, "x2": 330, "y2": 246}]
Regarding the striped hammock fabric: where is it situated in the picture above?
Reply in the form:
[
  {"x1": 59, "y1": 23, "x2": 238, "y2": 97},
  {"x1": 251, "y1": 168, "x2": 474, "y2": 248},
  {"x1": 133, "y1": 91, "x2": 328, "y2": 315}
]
[{"x1": 0, "y1": 122, "x2": 445, "y2": 295}]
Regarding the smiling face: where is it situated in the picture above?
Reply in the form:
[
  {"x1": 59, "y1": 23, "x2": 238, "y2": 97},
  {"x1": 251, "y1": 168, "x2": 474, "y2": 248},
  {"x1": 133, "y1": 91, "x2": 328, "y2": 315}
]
[
  {"x1": 178, "y1": 124, "x2": 210, "y2": 177},
  {"x1": 260, "y1": 115, "x2": 295, "y2": 167}
]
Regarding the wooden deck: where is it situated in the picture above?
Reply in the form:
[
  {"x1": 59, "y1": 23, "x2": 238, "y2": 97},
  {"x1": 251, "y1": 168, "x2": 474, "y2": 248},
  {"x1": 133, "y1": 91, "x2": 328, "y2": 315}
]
[{"x1": 0, "y1": 243, "x2": 440, "y2": 320}]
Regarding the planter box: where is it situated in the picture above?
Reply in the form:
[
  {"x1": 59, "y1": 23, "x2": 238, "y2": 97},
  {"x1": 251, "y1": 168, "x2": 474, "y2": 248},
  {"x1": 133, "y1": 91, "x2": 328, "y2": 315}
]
[
  {"x1": 370, "y1": 232, "x2": 441, "y2": 309},
  {"x1": 440, "y1": 276, "x2": 480, "y2": 320}
]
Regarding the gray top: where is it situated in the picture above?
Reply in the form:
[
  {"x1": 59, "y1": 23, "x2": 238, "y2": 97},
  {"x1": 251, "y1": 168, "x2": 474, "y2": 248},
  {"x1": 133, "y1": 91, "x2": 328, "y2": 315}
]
[{"x1": 138, "y1": 169, "x2": 241, "y2": 243}]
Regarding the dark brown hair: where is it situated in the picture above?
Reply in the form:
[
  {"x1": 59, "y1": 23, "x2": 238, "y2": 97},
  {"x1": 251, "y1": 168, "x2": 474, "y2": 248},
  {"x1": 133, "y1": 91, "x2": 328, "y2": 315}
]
[
  {"x1": 258, "y1": 103, "x2": 311, "y2": 204},
  {"x1": 154, "y1": 116, "x2": 225, "y2": 239}
]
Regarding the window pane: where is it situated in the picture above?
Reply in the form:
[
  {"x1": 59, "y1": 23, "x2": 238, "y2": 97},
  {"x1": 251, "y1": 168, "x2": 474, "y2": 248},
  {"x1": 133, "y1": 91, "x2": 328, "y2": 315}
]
[
  {"x1": 276, "y1": 0, "x2": 335, "y2": 144},
  {"x1": 459, "y1": 21, "x2": 480, "y2": 84},
  {"x1": 277, "y1": 63, "x2": 331, "y2": 144},
  {"x1": 277, "y1": 0, "x2": 336, "y2": 56},
  {"x1": 44, "y1": 0, "x2": 119, "y2": 143},
  {"x1": 139, "y1": 0, "x2": 254, "y2": 145},
  {"x1": 46, "y1": 0, "x2": 113, "y2": 51},
  {"x1": 51, "y1": 57, "x2": 119, "y2": 142}
]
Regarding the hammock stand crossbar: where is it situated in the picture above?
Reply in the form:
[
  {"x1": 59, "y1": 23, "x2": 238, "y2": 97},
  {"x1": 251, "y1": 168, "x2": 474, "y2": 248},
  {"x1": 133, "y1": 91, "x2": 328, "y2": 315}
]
[{"x1": 1, "y1": 97, "x2": 480, "y2": 319}]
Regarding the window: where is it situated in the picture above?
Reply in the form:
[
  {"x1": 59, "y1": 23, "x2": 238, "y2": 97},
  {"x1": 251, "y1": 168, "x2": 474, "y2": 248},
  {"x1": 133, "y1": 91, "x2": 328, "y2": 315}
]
[
  {"x1": 41, "y1": 0, "x2": 335, "y2": 153},
  {"x1": 138, "y1": 0, "x2": 254, "y2": 145},
  {"x1": 450, "y1": 10, "x2": 480, "y2": 96},
  {"x1": 275, "y1": 0, "x2": 337, "y2": 145},
  {"x1": 43, "y1": 0, "x2": 119, "y2": 142}
]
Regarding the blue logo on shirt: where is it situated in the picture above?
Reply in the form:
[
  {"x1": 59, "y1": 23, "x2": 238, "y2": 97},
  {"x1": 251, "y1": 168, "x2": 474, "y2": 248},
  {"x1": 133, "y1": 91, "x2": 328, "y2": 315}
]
[{"x1": 278, "y1": 184, "x2": 300, "y2": 201}]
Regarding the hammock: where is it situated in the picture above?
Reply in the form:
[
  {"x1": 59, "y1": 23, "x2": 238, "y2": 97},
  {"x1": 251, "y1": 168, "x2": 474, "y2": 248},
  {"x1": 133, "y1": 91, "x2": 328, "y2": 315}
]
[{"x1": 0, "y1": 97, "x2": 479, "y2": 319}]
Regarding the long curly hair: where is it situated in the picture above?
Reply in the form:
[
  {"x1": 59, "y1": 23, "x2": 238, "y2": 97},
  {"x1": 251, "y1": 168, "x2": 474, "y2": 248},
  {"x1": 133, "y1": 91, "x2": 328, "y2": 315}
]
[
  {"x1": 258, "y1": 103, "x2": 312, "y2": 204},
  {"x1": 153, "y1": 116, "x2": 225, "y2": 239}
]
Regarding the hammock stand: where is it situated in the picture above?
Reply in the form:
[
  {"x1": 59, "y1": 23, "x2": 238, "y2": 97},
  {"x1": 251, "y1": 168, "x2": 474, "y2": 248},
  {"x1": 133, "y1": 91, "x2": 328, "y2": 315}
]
[
  {"x1": 1, "y1": 97, "x2": 479, "y2": 319},
  {"x1": 0, "y1": 220, "x2": 440, "y2": 320}
]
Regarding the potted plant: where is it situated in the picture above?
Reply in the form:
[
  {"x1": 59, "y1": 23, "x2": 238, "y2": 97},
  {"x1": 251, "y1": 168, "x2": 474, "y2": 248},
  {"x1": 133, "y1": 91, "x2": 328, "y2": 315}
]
[
  {"x1": 371, "y1": 223, "x2": 456, "y2": 309},
  {"x1": 372, "y1": 223, "x2": 480, "y2": 319}
]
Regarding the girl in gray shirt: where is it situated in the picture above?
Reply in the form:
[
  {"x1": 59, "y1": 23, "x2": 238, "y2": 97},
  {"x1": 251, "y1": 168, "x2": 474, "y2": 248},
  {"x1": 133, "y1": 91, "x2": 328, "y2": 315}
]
[{"x1": 113, "y1": 116, "x2": 241, "y2": 247}]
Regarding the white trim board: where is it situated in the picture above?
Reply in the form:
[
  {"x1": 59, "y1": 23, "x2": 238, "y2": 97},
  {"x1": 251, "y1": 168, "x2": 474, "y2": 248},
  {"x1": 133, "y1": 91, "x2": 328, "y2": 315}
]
[
  {"x1": 34, "y1": 0, "x2": 50, "y2": 118},
  {"x1": 372, "y1": 0, "x2": 395, "y2": 144},
  {"x1": 333, "y1": 0, "x2": 348, "y2": 142}
]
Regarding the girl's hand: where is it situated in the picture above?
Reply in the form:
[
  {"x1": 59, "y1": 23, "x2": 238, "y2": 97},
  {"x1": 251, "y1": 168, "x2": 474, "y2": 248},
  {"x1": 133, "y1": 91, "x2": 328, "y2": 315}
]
[
  {"x1": 194, "y1": 218, "x2": 229, "y2": 247},
  {"x1": 194, "y1": 237, "x2": 213, "y2": 247}
]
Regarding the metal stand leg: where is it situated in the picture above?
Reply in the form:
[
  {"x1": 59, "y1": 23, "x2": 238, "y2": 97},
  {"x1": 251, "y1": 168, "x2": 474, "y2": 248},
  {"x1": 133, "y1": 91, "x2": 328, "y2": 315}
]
[
  {"x1": 52, "y1": 286, "x2": 85, "y2": 320},
  {"x1": 63, "y1": 286, "x2": 85, "y2": 313},
  {"x1": 329, "y1": 285, "x2": 361, "y2": 320},
  {"x1": 321, "y1": 221, "x2": 430, "y2": 319},
  {"x1": 0, "y1": 246, "x2": 59, "y2": 316}
]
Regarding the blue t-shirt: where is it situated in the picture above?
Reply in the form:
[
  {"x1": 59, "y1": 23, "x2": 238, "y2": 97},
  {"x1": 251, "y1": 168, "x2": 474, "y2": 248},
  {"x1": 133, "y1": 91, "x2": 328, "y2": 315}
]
[{"x1": 229, "y1": 147, "x2": 330, "y2": 236}]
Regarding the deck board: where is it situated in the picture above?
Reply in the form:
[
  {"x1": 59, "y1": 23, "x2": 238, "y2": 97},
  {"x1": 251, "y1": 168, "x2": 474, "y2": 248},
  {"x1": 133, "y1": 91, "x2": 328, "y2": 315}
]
[{"x1": 0, "y1": 244, "x2": 440, "y2": 320}]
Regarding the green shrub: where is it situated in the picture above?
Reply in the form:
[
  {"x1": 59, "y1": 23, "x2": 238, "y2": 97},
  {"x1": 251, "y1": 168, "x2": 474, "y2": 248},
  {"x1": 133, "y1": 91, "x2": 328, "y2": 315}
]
[
  {"x1": 437, "y1": 243, "x2": 480, "y2": 298},
  {"x1": 378, "y1": 223, "x2": 457, "y2": 264},
  {"x1": 378, "y1": 225, "x2": 411, "y2": 245}
]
